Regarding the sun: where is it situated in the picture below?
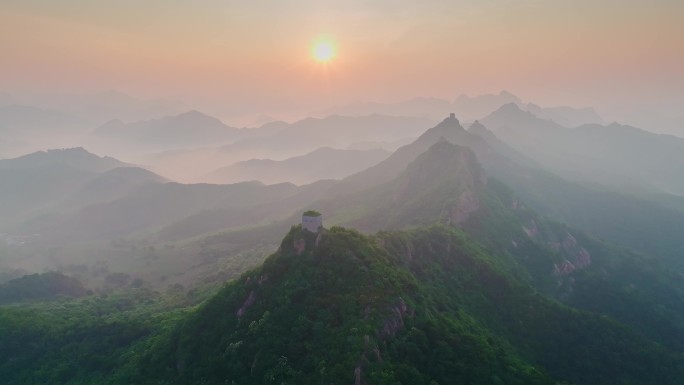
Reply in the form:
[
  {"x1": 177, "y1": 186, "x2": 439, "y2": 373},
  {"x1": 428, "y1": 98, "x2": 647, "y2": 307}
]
[{"x1": 312, "y1": 41, "x2": 335, "y2": 63}]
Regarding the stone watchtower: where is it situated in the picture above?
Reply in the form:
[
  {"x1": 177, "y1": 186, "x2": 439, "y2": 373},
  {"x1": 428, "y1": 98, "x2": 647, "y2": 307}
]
[{"x1": 302, "y1": 210, "x2": 323, "y2": 233}]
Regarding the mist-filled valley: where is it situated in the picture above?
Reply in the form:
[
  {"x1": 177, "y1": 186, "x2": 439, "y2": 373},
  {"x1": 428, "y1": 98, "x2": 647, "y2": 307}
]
[{"x1": 3, "y1": 1, "x2": 684, "y2": 384}]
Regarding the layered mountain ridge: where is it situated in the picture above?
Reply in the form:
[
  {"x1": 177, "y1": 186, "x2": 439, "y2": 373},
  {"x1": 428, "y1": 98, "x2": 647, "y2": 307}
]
[
  {"x1": 3, "y1": 110, "x2": 684, "y2": 385},
  {"x1": 130, "y1": 140, "x2": 684, "y2": 384}
]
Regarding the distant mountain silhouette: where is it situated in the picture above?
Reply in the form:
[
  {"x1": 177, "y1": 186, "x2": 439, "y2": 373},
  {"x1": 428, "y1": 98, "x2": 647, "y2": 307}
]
[
  {"x1": 88, "y1": 110, "x2": 243, "y2": 157},
  {"x1": 1, "y1": 151, "x2": 344, "y2": 243},
  {"x1": 523, "y1": 102, "x2": 604, "y2": 127},
  {"x1": 319, "y1": 91, "x2": 519, "y2": 121},
  {"x1": 318, "y1": 97, "x2": 451, "y2": 120},
  {"x1": 61, "y1": 167, "x2": 169, "y2": 210},
  {"x1": 220, "y1": 114, "x2": 433, "y2": 154},
  {"x1": 0, "y1": 147, "x2": 128, "y2": 172},
  {"x1": 317, "y1": 91, "x2": 604, "y2": 126},
  {"x1": 342, "y1": 114, "x2": 515, "y2": 191},
  {"x1": 41, "y1": 180, "x2": 340, "y2": 241},
  {"x1": 453, "y1": 90, "x2": 522, "y2": 120},
  {"x1": 206, "y1": 147, "x2": 390, "y2": 185},
  {"x1": 481, "y1": 102, "x2": 561, "y2": 130},
  {"x1": 49, "y1": 182, "x2": 298, "y2": 239},
  {"x1": 146, "y1": 114, "x2": 434, "y2": 182},
  {"x1": 345, "y1": 137, "x2": 415, "y2": 151},
  {"x1": 481, "y1": 103, "x2": 684, "y2": 194},
  {"x1": 0, "y1": 148, "x2": 134, "y2": 227}
]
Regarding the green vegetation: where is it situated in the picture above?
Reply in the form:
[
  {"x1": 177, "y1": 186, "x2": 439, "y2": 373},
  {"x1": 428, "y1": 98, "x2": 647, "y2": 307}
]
[
  {"x1": 0, "y1": 272, "x2": 88, "y2": 305},
  {"x1": 3, "y1": 224, "x2": 683, "y2": 384},
  {"x1": 120, "y1": 225, "x2": 556, "y2": 384},
  {"x1": 302, "y1": 210, "x2": 322, "y2": 217},
  {"x1": 0, "y1": 288, "x2": 189, "y2": 385},
  {"x1": 3, "y1": 138, "x2": 684, "y2": 384}
]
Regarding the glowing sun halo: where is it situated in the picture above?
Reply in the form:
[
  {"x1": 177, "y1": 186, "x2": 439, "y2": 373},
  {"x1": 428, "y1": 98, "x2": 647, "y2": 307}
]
[{"x1": 312, "y1": 41, "x2": 335, "y2": 62}]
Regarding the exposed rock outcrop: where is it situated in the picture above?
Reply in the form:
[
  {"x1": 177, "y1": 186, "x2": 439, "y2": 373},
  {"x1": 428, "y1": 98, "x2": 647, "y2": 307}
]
[
  {"x1": 353, "y1": 297, "x2": 412, "y2": 385},
  {"x1": 354, "y1": 365, "x2": 363, "y2": 385},
  {"x1": 553, "y1": 260, "x2": 576, "y2": 276},
  {"x1": 379, "y1": 297, "x2": 410, "y2": 339},
  {"x1": 236, "y1": 290, "x2": 256, "y2": 318},
  {"x1": 450, "y1": 189, "x2": 480, "y2": 224},
  {"x1": 552, "y1": 233, "x2": 592, "y2": 276},
  {"x1": 523, "y1": 220, "x2": 539, "y2": 238}
]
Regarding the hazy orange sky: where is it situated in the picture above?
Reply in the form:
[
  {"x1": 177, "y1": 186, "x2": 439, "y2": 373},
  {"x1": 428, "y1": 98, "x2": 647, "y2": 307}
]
[{"x1": 2, "y1": 0, "x2": 683, "y2": 126}]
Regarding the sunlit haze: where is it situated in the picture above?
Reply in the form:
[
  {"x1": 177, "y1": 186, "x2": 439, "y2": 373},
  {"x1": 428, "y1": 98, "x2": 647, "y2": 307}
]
[
  {"x1": 312, "y1": 40, "x2": 335, "y2": 63},
  {"x1": 1, "y1": 0, "x2": 683, "y2": 128}
]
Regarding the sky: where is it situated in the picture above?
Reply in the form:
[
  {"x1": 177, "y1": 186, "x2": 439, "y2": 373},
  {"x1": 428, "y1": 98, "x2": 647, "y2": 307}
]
[{"x1": 2, "y1": 0, "x2": 683, "y2": 127}]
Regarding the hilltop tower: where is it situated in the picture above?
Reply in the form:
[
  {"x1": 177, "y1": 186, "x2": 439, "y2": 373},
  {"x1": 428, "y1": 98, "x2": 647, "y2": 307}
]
[{"x1": 302, "y1": 210, "x2": 323, "y2": 233}]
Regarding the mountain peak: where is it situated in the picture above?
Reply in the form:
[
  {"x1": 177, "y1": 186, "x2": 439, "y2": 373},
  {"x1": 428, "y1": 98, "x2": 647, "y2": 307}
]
[
  {"x1": 482, "y1": 102, "x2": 543, "y2": 125},
  {"x1": 15, "y1": 147, "x2": 93, "y2": 160},
  {"x1": 469, "y1": 120, "x2": 486, "y2": 131},
  {"x1": 412, "y1": 113, "x2": 466, "y2": 144},
  {"x1": 497, "y1": 102, "x2": 525, "y2": 114},
  {"x1": 179, "y1": 109, "x2": 207, "y2": 117},
  {"x1": 174, "y1": 109, "x2": 222, "y2": 123},
  {"x1": 435, "y1": 113, "x2": 463, "y2": 130},
  {"x1": 481, "y1": 102, "x2": 567, "y2": 137}
]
